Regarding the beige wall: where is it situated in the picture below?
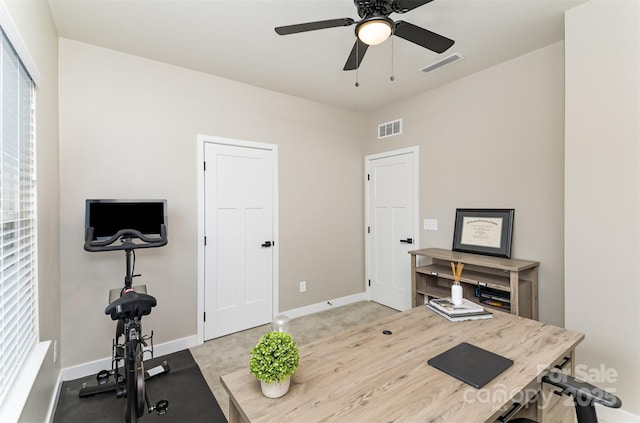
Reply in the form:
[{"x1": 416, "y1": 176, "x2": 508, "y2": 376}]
[
  {"x1": 2, "y1": 0, "x2": 61, "y2": 421},
  {"x1": 565, "y1": 0, "x2": 640, "y2": 414},
  {"x1": 365, "y1": 43, "x2": 566, "y2": 326},
  {"x1": 58, "y1": 39, "x2": 366, "y2": 367}
]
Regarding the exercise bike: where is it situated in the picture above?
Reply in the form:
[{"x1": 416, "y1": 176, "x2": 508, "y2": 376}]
[{"x1": 81, "y1": 219, "x2": 170, "y2": 422}]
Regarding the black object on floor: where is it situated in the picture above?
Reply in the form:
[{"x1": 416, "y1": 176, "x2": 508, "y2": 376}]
[{"x1": 54, "y1": 349, "x2": 227, "y2": 423}]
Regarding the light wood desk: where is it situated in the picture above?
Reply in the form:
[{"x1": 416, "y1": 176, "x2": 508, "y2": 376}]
[{"x1": 221, "y1": 306, "x2": 583, "y2": 423}]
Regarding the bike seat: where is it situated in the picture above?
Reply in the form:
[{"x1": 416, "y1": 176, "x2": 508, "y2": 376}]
[{"x1": 105, "y1": 291, "x2": 157, "y2": 321}]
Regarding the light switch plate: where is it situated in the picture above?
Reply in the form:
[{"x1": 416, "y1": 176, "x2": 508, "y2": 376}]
[{"x1": 424, "y1": 218, "x2": 438, "y2": 231}]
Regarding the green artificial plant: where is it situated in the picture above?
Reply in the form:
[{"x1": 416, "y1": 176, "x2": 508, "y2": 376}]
[{"x1": 249, "y1": 331, "x2": 299, "y2": 384}]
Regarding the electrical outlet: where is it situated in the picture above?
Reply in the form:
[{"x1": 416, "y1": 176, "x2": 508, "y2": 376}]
[{"x1": 299, "y1": 281, "x2": 307, "y2": 293}]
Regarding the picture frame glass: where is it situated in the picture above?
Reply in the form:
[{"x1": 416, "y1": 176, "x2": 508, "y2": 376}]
[{"x1": 452, "y1": 209, "x2": 514, "y2": 258}]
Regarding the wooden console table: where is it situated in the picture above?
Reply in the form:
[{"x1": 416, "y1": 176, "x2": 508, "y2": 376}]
[
  {"x1": 220, "y1": 306, "x2": 582, "y2": 422},
  {"x1": 410, "y1": 248, "x2": 539, "y2": 319}
]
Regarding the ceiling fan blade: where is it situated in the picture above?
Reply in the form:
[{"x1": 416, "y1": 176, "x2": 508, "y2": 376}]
[
  {"x1": 343, "y1": 39, "x2": 369, "y2": 71},
  {"x1": 275, "y1": 18, "x2": 355, "y2": 35},
  {"x1": 394, "y1": 0, "x2": 435, "y2": 13},
  {"x1": 393, "y1": 20, "x2": 454, "y2": 53}
]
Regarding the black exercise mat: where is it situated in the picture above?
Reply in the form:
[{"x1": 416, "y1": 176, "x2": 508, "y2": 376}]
[{"x1": 54, "y1": 349, "x2": 227, "y2": 422}]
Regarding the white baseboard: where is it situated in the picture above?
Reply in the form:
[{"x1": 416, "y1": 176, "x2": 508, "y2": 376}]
[
  {"x1": 60, "y1": 335, "x2": 198, "y2": 381},
  {"x1": 597, "y1": 404, "x2": 640, "y2": 422},
  {"x1": 279, "y1": 292, "x2": 368, "y2": 320}
]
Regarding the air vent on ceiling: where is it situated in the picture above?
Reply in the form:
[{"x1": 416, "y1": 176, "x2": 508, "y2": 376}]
[
  {"x1": 419, "y1": 52, "x2": 465, "y2": 74},
  {"x1": 378, "y1": 119, "x2": 402, "y2": 139}
]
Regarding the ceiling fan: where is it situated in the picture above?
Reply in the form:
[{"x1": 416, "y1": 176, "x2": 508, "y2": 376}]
[{"x1": 274, "y1": 0, "x2": 455, "y2": 71}]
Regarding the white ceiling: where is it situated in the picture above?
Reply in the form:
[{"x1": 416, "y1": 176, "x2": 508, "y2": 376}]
[{"x1": 47, "y1": 0, "x2": 586, "y2": 113}]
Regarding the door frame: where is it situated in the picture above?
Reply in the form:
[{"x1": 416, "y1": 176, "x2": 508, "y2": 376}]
[
  {"x1": 196, "y1": 134, "x2": 279, "y2": 345},
  {"x1": 364, "y1": 146, "x2": 419, "y2": 304}
]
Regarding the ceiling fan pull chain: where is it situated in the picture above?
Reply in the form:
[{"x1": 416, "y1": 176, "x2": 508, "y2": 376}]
[
  {"x1": 390, "y1": 35, "x2": 395, "y2": 82},
  {"x1": 355, "y1": 40, "x2": 360, "y2": 87}
]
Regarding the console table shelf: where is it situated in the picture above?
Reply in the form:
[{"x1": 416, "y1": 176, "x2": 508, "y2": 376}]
[{"x1": 410, "y1": 248, "x2": 539, "y2": 319}]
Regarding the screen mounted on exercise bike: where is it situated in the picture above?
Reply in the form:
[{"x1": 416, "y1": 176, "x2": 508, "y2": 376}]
[{"x1": 84, "y1": 199, "x2": 168, "y2": 251}]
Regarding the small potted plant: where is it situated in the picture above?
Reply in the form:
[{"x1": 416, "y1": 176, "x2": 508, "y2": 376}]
[{"x1": 249, "y1": 331, "x2": 299, "y2": 398}]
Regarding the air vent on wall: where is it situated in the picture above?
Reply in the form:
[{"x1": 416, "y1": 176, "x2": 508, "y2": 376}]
[
  {"x1": 378, "y1": 118, "x2": 402, "y2": 139},
  {"x1": 419, "y1": 52, "x2": 465, "y2": 74}
]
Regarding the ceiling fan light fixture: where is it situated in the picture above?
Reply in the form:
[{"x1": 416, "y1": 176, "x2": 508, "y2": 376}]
[{"x1": 356, "y1": 17, "x2": 393, "y2": 46}]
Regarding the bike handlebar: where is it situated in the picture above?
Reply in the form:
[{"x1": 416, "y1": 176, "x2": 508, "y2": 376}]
[{"x1": 84, "y1": 225, "x2": 168, "y2": 252}]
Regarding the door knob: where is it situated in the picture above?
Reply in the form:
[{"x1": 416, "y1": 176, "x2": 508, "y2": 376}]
[
  {"x1": 400, "y1": 238, "x2": 413, "y2": 244},
  {"x1": 261, "y1": 241, "x2": 273, "y2": 248}
]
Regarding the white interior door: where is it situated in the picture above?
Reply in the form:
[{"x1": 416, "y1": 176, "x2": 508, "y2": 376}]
[
  {"x1": 203, "y1": 142, "x2": 275, "y2": 340},
  {"x1": 365, "y1": 148, "x2": 418, "y2": 311}
]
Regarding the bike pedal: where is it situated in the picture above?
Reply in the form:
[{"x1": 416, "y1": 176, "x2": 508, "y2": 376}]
[
  {"x1": 96, "y1": 369, "x2": 110, "y2": 385},
  {"x1": 154, "y1": 399, "x2": 169, "y2": 415}
]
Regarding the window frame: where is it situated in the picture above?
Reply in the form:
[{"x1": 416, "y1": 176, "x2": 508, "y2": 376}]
[{"x1": 0, "y1": 0, "x2": 43, "y2": 420}]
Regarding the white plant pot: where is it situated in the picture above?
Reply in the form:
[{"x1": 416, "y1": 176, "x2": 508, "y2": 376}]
[{"x1": 260, "y1": 377, "x2": 290, "y2": 398}]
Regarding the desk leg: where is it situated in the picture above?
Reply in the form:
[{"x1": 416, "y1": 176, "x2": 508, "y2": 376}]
[
  {"x1": 410, "y1": 254, "x2": 417, "y2": 307},
  {"x1": 228, "y1": 399, "x2": 240, "y2": 423}
]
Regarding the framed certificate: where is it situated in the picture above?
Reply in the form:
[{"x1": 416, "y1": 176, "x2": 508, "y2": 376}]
[{"x1": 452, "y1": 209, "x2": 514, "y2": 258}]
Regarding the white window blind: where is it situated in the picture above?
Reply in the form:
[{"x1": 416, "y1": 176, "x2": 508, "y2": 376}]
[{"x1": 0, "y1": 26, "x2": 37, "y2": 407}]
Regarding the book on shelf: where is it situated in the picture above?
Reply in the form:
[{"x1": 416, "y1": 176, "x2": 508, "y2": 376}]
[
  {"x1": 479, "y1": 298, "x2": 511, "y2": 311},
  {"x1": 429, "y1": 297, "x2": 484, "y2": 316},
  {"x1": 426, "y1": 304, "x2": 493, "y2": 322},
  {"x1": 476, "y1": 291, "x2": 510, "y2": 303}
]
